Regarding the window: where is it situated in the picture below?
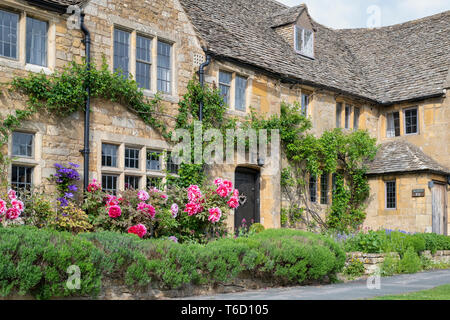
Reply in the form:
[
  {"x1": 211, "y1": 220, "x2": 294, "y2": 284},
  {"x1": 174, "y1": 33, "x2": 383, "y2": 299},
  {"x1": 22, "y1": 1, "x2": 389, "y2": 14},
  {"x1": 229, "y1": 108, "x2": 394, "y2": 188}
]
[
  {"x1": 26, "y1": 17, "x2": 47, "y2": 67},
  {"x1": 295, "y1": 26, "x2": 314, "y2": 58},
  {"x1": 125, "y1": 175, "x2": 140, "y2": 190},
  {"x1": 345, "y1": 105, "x2": 351, "y2": 129},
  {"x1": 320, "y1": 174, "x2": 329, "y2": 205},
  {"x1": 113, "y1": 28, "x2": 130, "y2": 77},
  {"x1": 235, "y1": 75, "x2": 247, "y2": 112},
  {"x1": 385, "y1": 180, "x2": 396, "y2": 209},
  {"x1": 301, "y1": 94, "x2": 310, "y2": 116},
  {"x1": 166, "y1": 152, "x2": 179, "y2": 175},
  {"x1": 12, "y1": 132, "x2": 33, "y2": 157},
  {"x1": 146, "y1": 150, "x2": 161, "y2": 171},
  {"x1": 102, "y1": 174, "x2": 118, "y2": 195},
  {"x1": 157, "y1": 41, "x2": 171, "y2": 94},
  {"x1": 336, "y1": 103, "x2": 342, "y2": 128},
  {"x1": 102, "y1": 144, "x2": 118, "y2": 168},
  {"x1": 309, "y1": 175, "x2": 317, "y2": 203},
  {"x1": 136, "y1": 35, "x2": 152, "y2": 90},
  {"x1": 0, "y1": 9, "x2": 18, "y2": 59},
  {"x1": 353, "y1": 107, "x2": 360, "y2": 130},
  {"x1": 332, "y1": 173, "x2": 337, "y2": 200},
  {"x1": 404, "y1": 108, "x2": 418, "y2": 135},
  {"x1": 11, "y1": 165, "x2": 33, "y2": 191},
  {"x1": 386, "y1": 112, "x2": 400, "y2": 137},
  {"x1": 219, "y1": 71, "x2": 232, "y2": 107},
  {"x1": 125, "y1": 147, "x2": 140, "y2": 169},
  {"x1": 147, "y1": 176, "x2": 162, "y2": 189}
]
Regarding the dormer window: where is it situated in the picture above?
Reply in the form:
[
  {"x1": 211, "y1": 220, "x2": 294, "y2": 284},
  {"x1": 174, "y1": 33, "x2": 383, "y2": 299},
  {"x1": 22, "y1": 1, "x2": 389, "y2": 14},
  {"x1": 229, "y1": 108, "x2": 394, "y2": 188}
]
[{"x1": 295, "y1": 26, "x2": 314, "y2": 58}]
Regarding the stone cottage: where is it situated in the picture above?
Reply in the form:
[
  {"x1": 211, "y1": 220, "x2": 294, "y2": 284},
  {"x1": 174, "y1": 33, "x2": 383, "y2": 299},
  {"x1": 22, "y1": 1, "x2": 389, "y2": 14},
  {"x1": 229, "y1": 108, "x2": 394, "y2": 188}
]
[{"x1": 0, "y1": 0, "x2": 449, "y2": 233}]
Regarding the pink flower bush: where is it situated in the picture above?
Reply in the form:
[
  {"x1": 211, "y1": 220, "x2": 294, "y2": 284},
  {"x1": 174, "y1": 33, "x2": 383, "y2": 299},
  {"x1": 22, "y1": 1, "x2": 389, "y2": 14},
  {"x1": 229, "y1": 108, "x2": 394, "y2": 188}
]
[
  {"x1": 137, "y1": 202, "x2": 147, "y2": 211},
  {"x1": 106, "y1": 195, "x2": 119, "y2": 207},
  {"x1": 0, "y1": 199, "x2": 6, "y2": 215},
  {"x1": 214, "y1": 178, "x2": 223, "y2": 186},
  {"x1": 227, "y1": 196, "x2": 239, "y2": 209},
  {"x1": 143, "y1": 204, "x2": 156, "y2": 219},
  {"x1": 138, "y1": 190, "x2": 150, "y2": 201},
  {"x1": 11, "y1": 200, "x2": 24, "y2": 212},
  {"x1": 108, "y1": 205, "x2": 122, "y2": 218},
  {"x1": 184, "y1": 202, "x2": 201, "y2": 216},
  {"x1": 0, "y1": 192, "x2": 25, "y2": 222},
  {"x1": 208, "y1": 207, "x2": 222, "y2": 223},
  {"x1": 87, "y1": 179, "x2": 101, "y2": 192},
  {"x1": 216, "y1": 184, "x2": 230, "y2": 198},
  {"x1": 6, "y1": 208, "x2": 20, "y2": 220},
  {"x1": 187, "y1": 185, "x2": 202, "y2": 202},
  {"x1": 7, "y1": 189, "x2": 16, "y2": 201},
  {"x1": 128, "y1": 224, "x2": 147, "y2": 238}
]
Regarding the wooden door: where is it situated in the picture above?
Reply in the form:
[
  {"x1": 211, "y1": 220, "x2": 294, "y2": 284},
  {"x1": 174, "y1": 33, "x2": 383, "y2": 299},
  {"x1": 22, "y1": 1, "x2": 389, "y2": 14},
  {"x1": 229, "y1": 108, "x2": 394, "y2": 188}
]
[
  {"x1": 432, "y1": 182, "x2": 448, "y2": 235},
  {"x1": 234, "y1": 167, "x2": 260, "y2": 231}
]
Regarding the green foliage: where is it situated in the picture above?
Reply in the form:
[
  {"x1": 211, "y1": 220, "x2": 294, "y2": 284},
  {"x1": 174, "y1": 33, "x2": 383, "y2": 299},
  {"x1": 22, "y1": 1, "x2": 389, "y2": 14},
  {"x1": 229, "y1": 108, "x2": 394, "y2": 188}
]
[
  {"x1": 343, "y1": 258, "x2": 365, "y2": 278},
  {"x1": 249, "y1": 223, "x2": 265, "y2": 234},
  {"x1": 19, "y1": 191, "x2": 55, "y2": 228},
  {"x1": 47, "y1": 202, "x2": 93, "y2": 234},
  {"x1": 380, "y1": 253, "x2": 400, "y2": 276},
  {"x1": 398, "y1": 247, "x2": 422, "y2": 274},
  {"x1": 344, "y1": 230, "x2": 385, "y2": 253}
]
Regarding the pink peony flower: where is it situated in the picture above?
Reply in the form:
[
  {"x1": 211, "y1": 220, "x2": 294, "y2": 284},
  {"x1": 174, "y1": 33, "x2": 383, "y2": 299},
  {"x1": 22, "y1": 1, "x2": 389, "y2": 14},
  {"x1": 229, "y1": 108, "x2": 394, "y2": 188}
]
[
  {"x1": 128, "y1": 224, "x2": 147, "y2": 238},
  {"x1": 160, "y1": 194, "x2": 168, "y2": 200},
  {"x1": 227, "y1": 196, "x2": 239, "y2": 209},
  {"x1": 184, "y1": 202, "x2": 201, "y2": 216},
  {"x1": 216, "y1": 184, "x2": 230, "y2": 198},
  {"x1": 137, "y1": 190, "x2": 150, "y2": 201},
  {"x1": 187, "y1": 185, "x2": 202, "y2": 202},
  {"x1": 108, "y1": 205, "x2": 122, "y2": 218},
  {"x1": 7, "y1": 189, "x2": 17, "y2": 201},
  {"x1": 171, "y1": 203, "x2": 179, "y2": 218},
  {"x1": 208, "y1": 207, "x2": 222, "y2": 223},
  {"x1": 222, "y1": 180, "x2": 233, "y2": 192},
  {"x1": 106, "y1": 195, "x2": 119, "y2": 207},
  {"x1": 144, "y1": 204, "x2": 156, "y2": 219},
  {"x1": 214, "y1": 178, "x2": 223, "y2": 186},
  {"x1": 6, "y1": 207, "x2": 20, "y2": 220},
  {"x1": 87, "y1": 179, "x2": 101, "y2": 192},
  {"x1": 233, "y1": 189, "x2": 239, "y2": 197},
  {"x1": 11, "y1": 200, "x2": 24, "y2": 213},
  {"x1": 0, "y1": 199, "x2": 6, "y2": 215},
  {"x1": 137, "y1": 202, "x2": 147, "y2": 211}
]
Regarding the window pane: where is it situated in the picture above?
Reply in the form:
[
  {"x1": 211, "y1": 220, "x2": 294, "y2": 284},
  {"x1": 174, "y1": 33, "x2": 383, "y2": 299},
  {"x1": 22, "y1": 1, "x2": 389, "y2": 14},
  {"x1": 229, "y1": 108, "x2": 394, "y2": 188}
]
[
  {"x1": 309, "y1": 175, "x2": 317, "y2": 203},
  {"x1": 219, "y1": 71, "x2": 232, "y2": 107},
  {"x1": 136, "y1": 35, "x2": 151, "y2": 89},
  {"x1": 11, "y1": 165, "x2": 33, "y2": 192},
  {"x1": 102, "y1": 175, "x2": 118, "y2": 195},
  {"x1": 295, "y1": 26, "x2": 303, "y2": 52},
  {"x1": 0, "y1": 10, "x2": 18, "y2": 59},
  {"x1": 386, "y1": 181, "x2": 396, "y2": 209},
  {"x1": 405, "y1": 109, "x2": 418, "y2": 134},
  {"x1": 12, "y1": 132, "x2": 33, "y2": 157},
  {"x1": 320, "y1": 174, "x2": 328, "y2": 205},
  {"x1": 303, "y1": 29, "x2": 314, "y2": 57},
  {"x1": 393, "y1": 112, "x2": 400, "y2": 137},
  {"x1": 353, "y1": 107, "x2": 360, "y2": 130},
  {"x1": 125, "y1": 175, "x2": 140, "y2": 190},
  {"x1": 157, "y1": 41, "x2": 171, "y2": 94},
  {"x1": 102, "y1": 144, "x2": 118, "y2": 167},
  {"x1": 336, "y1": 103, "x2": 342, "y2": 128},
  {"x1": 26, "y1": 17, "x2": 47, "y2": 67},
  {"x1": 301, "y1": 94, "x2": 309, "y2": 116},
  {"x1": 146, "y1": 150, "x2": 161, "y2": 171},
  {"x1": 125, "y1": 147, "x2": 140, "y2": 169},
  {"x1": 166, "y1": 152, "x2": 179, "y2": 174},
  {"x1": 235, "y1": 75, "x2": 247, "y2": 111},
  {"x1": 147, "y1": 176, "x2": 162, "y2": 190},
  {"x1": 114, "y1": 28, "x2": 130, "y2": 77},
  {"x1": 345, "y1": 105, "x2": 351, "y2": 129}
]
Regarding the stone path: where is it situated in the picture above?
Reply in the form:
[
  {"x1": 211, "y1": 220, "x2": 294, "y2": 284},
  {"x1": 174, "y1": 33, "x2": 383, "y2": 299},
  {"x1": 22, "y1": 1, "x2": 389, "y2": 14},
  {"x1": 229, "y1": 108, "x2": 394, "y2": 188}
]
[{"x1": 181, "y1": 269, "x2": 450, "y2": 300}]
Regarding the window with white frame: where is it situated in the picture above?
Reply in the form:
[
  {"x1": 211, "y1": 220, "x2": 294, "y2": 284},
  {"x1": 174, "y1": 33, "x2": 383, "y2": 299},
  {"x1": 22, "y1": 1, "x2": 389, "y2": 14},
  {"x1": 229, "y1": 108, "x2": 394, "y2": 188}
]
[
  {"x1": 295, "y1": 26, "x2": 314, "y2": 58},
  {"x1": 136, "y1": 35, "x2": 152, "y2": 90},
  {"x1": 219, "y1": 71, "x2": 232, "y2": 107},
  {"x1": 404, "y1": 107, "x2": 418, "y2": 135},
  {"x1": 0, "y1": 9, "x2": 19, "y2": 59},
  {"x1": 113, "y1": 28, "x2": 130, "y2": 77},
  {"x1": 385, "y1": 180, "x2": 396, "y2": 209},
  {"x1": 157, "y1": 41, "x2": 172, "y2": 94},
  {"x1": 26, "y1": 17, "x2": 47, "y2": 67},
  {"x1": 386, "y1": 112, "x2": 400, "y2": 137}
]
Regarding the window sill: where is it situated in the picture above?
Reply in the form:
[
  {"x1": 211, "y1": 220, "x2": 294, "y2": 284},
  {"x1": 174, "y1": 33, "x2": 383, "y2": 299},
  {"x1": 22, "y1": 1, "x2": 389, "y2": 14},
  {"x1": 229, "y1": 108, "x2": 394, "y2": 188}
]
[
  {"x1": 25, "y1": 64, "x2": 52, "y2": 75},
  {"x1": 225, "y1": 108, "x2": 248, "y2": 117},
  {"x1": 101, "y1": 167, "x2": 122, "y2": 174},
  {"x1": 146, "y1": 171, "x2": 165, "y2": 178},
  {"x1": 11, "y1": 157, "x2": 39, "y2": 166},
  {"x1": 143, "y1": 90, "x2": 179, "y2": 104}
]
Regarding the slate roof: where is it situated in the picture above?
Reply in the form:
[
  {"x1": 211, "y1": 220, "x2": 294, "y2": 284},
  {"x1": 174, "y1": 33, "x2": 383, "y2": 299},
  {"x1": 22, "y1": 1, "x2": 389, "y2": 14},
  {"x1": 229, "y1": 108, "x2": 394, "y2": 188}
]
[
  {"x1": 179, "y1": 0, "x2": 450, "y2": 104},
  {"x1": 367, "y1": 141, "x2": 450, "y2": 176},
  {"x1": 26, "y1": 0, "x2": 89, "y2": 10}
]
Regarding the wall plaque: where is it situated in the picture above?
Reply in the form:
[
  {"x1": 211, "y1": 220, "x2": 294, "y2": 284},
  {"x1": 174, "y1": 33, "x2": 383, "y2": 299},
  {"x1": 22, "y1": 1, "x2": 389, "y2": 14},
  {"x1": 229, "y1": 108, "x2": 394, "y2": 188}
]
[{"x1": 412, "y1": 189, "x2": 425, "y2": 197}]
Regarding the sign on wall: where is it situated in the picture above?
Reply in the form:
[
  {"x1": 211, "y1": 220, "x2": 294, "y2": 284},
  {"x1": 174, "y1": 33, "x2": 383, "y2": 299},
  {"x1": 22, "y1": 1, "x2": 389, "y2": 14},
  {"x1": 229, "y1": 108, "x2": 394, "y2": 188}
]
[{"x1": 412, "y1": 189, "x2": 425, "y2": 197}]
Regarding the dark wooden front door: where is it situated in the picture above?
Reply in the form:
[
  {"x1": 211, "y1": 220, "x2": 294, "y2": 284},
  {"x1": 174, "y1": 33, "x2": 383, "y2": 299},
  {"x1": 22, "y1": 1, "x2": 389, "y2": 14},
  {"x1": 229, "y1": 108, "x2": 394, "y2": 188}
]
[{"x1": 234, "y1": 167, "x2": 260, "y2": 231}]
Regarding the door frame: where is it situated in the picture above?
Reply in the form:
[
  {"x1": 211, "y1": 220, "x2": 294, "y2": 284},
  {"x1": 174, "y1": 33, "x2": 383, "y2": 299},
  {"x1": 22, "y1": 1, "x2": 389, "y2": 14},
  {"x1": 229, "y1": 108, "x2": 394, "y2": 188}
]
[
  {"x1": 431, "y1": 180, "x2": 448, "y2": 235},
  {"x1": 234, "y1": 166, "x2": 261, "y2": 230}
]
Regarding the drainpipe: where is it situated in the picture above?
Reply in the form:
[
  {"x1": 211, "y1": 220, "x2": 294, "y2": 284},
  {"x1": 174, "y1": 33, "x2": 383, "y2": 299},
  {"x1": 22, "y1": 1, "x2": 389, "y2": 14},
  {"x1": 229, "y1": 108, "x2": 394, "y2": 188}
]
[
  {"x1": 198, "y1": 48, "x2": 211, "y2": 121},
  {"x1": 80, "y1": 12, "x2": 91, "y2": 191}
]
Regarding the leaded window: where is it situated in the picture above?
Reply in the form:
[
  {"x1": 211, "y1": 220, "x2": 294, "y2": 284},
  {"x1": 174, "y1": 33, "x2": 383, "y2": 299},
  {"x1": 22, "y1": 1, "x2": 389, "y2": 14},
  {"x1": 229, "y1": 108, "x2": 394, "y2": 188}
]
[
  {"x1": 353, "y1": 107, "x2": 360, "y2": 130},
  {"x1": 12, "y1": 132, "x2": 33, "y2": 157},
  {"x1": 320, "y1": 174, "x2": 329, "y2": 205},
  {"x1": 235, "y1": 75, "x2": 247, "y2": 111},
  {"x1": 26, "y1": 17, "x2": 47, "y2": 67},
  {"x1": 125, "y1": 147, "x2": 140, "y2": 169},
  {"x1": 157, "y1": 41, "x2": 171, "y2": 94},
  {"x1": 147, "y1": 176, "x2": 162, "y2": 189},
  {"x1": 102, "y1": 174, "x2": 118, "y2": 195},
  {"x1": 386, "y1": 181, "x2": 396, "y2": 209},
  {"x1": 387, "y1": 112, "x2": 400, "y2": 137},
  {"x1": 146, "y1": 150, "x2": 161, "y2": 171},
  {"x1": 295, "y1": 26, "x2": 314, "y2": 58},
  {"x1": 0, "y1": 9, "x2": 18, "y2": 59},
  {"x1": 11, "y1": 165, "x2": 33, "y2": 191},
  {"x1": 345, "y1": 105, "x2": 351, "y2": 129},
  {"x1": 113, "y1": 28, "x2": 130, "y2": 77},
  {"x1": 102, "y1": 144, "x2": 118, "y2": 168},
  {"x1": 166, "y1": 152, "x2": 179, "y2": 175},
  {"x1": 309, "y1": 175, "x2": 317, "y2": 203},
  {"x1": 404, "y1": 108, "x2": 418, "y2": 135},
  {"x1": 301, "y1": 94, "x2": 309, "y2": 116},
  {"x1": 125, "y1": 175, "x2": 140, "y2": 190},
  {"x1": 219, "y1": 71, "x2": 232, "y2": 107},
  {"x1": 136, "y1": 35, "x2": 152, "y2": 90},
  {"x1": 336, "y1": 103, "x2": 342, "y2": 128}
]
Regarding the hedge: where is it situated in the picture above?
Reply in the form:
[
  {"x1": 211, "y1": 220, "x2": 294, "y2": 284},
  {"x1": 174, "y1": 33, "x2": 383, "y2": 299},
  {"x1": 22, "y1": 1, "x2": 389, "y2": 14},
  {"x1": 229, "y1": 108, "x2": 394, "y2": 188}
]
[{"x1": 0, "y1": 226, "x2": 345, "y2": 299}]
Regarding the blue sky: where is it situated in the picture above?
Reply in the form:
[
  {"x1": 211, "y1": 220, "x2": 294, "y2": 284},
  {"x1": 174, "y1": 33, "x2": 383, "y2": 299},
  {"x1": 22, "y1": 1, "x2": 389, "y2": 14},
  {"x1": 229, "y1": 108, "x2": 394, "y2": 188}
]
[{"x1": 277, "y1": 0, "x2": 450, "y2": 29}]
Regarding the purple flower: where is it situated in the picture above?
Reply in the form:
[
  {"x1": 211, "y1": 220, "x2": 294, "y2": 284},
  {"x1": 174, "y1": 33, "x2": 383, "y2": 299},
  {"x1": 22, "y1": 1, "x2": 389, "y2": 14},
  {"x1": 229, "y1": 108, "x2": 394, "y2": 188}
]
[
  {"x1": 68, "y1": 185, "x2": 78, "y2": 192},
  {"x1": 69, "y1": 162, "x2": 80, "y2": 168},
  {"x1": 65, "y1": 193, "x2": 74, "y2": 199},
  {"x1": 57, "y1": 197, "x2": 69, "y2": 207},
  {"x1": 54, "y1": 163, "x2": 62, "y2": 169}
]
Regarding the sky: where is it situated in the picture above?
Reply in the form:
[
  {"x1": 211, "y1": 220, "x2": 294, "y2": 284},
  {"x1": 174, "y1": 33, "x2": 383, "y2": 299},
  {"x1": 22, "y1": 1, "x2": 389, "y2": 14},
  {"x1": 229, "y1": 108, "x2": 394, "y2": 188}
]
[{"x1": 277, "y1": 0, "x2": 450, "y2": 29}]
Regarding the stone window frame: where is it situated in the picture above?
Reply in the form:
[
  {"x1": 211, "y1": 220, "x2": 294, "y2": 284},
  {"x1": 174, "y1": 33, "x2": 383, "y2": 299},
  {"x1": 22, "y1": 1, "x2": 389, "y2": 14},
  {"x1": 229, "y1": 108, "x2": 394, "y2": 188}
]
[
  {"x1": 0, "y1": 3, "x2": 56, "y2": 75},
  {"x1": 403, "y1": 106, "x2": 419, "y2": 136},
  {"x1": 216, "y1": 67, "x2": 253, "y2": 115},
  {"x1": 96, "y1": 132, "x2": 175, "y2": 192},
  {"x1": 111, "y1": 23, "x2": 177, "y2": 103},
  {"x1": 8, "y1": 128, "x2": 43, "y2": 191},
  {"x1": 385, "y1": 180, "x2": 397, "y2": 210}
]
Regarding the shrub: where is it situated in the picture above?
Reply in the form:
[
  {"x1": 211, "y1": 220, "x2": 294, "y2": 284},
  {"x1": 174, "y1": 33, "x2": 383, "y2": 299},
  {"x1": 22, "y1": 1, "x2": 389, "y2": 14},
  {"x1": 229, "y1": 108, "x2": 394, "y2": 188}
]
[
  {"x1": 47, "y1": 202, "x2": 93, "y2": 234},
  {"x1": 20, "y1": 191, "x2": 54, "y2": 228},
  {"x1": 344, "y1": 230, "x2": 384, "y2": 253},
  {"x1": 381, "y1": 253, "x2": 400, "y2": 276},
  {"x1": 343, "y1": 258, "x2": 365, "y2": 278},
  {"x1": 398, "y1": 246, "x2": 421, "y2": 274},
  {"x1": 249, "y1": 223, "x2": 265, "y2": 234}
]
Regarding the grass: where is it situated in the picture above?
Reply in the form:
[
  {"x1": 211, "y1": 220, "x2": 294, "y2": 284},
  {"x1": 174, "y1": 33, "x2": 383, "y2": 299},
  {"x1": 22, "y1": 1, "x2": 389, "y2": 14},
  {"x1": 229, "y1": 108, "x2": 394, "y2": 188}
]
[{"x1": 373, "y1": 284, "x2": 450, "y2": 300}]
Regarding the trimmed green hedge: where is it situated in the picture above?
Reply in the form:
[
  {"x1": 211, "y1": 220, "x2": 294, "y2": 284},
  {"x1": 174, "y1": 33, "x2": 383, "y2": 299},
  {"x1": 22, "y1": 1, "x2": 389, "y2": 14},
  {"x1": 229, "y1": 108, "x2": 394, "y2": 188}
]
[{"x1": 0, "y1": 227, "x2": 345, "y2": 299}]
